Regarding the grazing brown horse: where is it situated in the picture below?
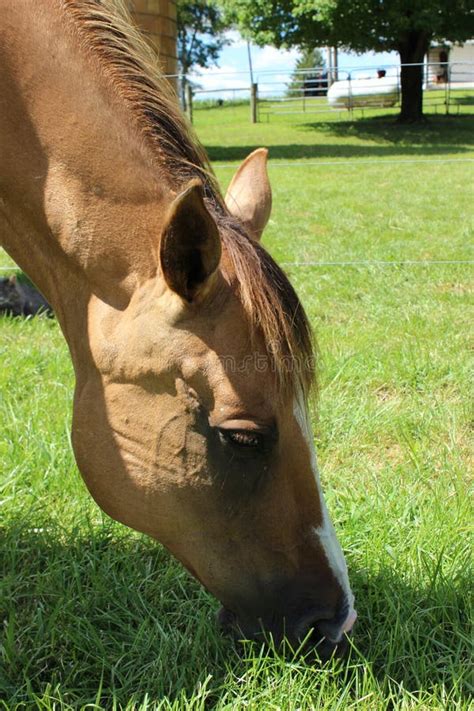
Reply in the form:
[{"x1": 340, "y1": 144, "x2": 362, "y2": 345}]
[{"x1": 0, "y1": 0, "x2": 356, "y2": 656}]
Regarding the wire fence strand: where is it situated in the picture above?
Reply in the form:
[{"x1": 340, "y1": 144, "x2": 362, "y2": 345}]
[
  {"x1": 215, "y1": 157, "x2": 474, "y2": 169},
  {"x1": 280, "y1": 259, "x2": 474, "y2": 267}
]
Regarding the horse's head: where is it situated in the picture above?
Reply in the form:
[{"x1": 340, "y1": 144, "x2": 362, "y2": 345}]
[{"x1": 72, "y1": 149, "x2": 355, "y2": 658}]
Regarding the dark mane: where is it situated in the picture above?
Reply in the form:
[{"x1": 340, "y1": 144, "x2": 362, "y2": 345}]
[{"x1": 61, "y1": 0, "x2": 315, "y2": 394}]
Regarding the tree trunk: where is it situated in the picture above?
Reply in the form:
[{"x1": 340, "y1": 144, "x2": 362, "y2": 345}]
[{"x1": 398, "y1": 31, "x2": 431, "y2": 123}]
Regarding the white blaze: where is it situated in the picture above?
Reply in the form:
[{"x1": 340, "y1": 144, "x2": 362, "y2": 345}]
[{"x1": 294, "y1": 393, "x2": 356, "y2": 638}]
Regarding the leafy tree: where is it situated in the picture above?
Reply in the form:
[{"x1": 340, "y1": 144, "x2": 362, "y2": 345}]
[
  {"x1": 221, "y1": 0, "x2": 474, "y2": 122},
  {"x1": 177, "y1": 0, "x2": 230, "y2": 108},
  {"x1": 287, "y1": 48, "x2": 325, "y2": 97}
]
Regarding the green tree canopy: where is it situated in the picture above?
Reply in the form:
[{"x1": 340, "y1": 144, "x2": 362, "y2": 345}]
[
  {"x1": 177, "y1": 1, "x2": 230, "y2": 106},
  {"x1": 221, "y1": 0, "x2": 474, "y2": 121},
  {"x1": 177, "y1": 0, "x2": 230, "y2": 75}
]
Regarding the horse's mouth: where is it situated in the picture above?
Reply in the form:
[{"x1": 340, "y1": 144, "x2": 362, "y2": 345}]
[{"x1": 216, "y1": 605, "x2": 238, "y2": 634}]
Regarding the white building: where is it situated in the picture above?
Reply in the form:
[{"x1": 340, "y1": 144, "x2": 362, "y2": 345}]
[{"x1": 426, "y1": 40, "x2": 474, "y2": 87}]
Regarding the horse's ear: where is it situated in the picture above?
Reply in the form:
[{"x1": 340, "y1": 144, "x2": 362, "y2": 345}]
[
  {"x1": 225, "y1": 148, "x2": 272, "y2": 241},
  {"x1": 160, "y1": 180, "x2": 221, "y2": 302}
]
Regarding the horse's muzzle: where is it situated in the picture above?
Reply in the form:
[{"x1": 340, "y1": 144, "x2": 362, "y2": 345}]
[{"x1": 216, "y1": 605, "x2": 356, "y2": 662}]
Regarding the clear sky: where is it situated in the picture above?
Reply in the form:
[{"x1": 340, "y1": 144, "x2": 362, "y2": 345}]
[{"x1": 189, "y1": 31, "x2": 399, "y2": 99}]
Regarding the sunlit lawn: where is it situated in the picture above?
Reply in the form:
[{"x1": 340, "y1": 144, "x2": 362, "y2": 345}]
[{"x1": 0, "y1": 102, "x2": 472, "y2": 709}]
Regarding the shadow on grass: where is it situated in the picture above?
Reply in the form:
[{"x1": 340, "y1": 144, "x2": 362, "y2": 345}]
[
  {"x1": 304, "y1": 113, "x2": 474, "y2": 147},
  {"x1": 453, "y1": 96, "x2": 474, "y2": 106},
  {"x1": 0, "y1": 522, "x2": 470, "y2": 706},
  {"x1": 205, "y1": 114, "x2": 474, "y2": 163}
]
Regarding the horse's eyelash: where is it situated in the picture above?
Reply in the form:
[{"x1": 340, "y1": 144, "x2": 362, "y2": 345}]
[
  {"x1": 227, "y1": 431, "x2": 261, "y2": 447},
  {"x1": 218, "y1": 429, "x2": 264, "y2": 449}
]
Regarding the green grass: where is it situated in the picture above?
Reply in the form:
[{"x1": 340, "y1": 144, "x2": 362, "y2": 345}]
[{"x1": 1, "y1": 105, "x2": 473, "y2": 709}]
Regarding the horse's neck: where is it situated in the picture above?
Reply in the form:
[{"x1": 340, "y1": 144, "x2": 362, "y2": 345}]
[{"x1": 0, "y1": 1, "x2": 167, "y2": 341}]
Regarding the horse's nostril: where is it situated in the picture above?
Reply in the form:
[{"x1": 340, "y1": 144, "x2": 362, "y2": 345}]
[
  {"x1": 315, "y1": 619, "x2": 346, "y2": 644},
  {"x1": 299, "y1": 607, "x2": 357, "y2": 651},
  {"x1": 309, "y1": 625, "x2": 350, "y2": 661}
]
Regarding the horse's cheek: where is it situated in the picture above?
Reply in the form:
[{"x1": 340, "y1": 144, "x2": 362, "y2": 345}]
[{"x1": 70, "y1": 377, "x2": 211, "y2": 543}]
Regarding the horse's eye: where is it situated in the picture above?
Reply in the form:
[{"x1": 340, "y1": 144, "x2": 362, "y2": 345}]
[
  {"x1": 220, "y1": 430, "x2": 263, "y2": 448},
  {"x1": 215, "y1": 421, "x2": 277, "y2": 457}
]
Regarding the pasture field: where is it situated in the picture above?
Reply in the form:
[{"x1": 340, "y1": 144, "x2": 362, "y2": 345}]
[{"x1": 0, "y1": 105, "x2": 473, "y2": 709}]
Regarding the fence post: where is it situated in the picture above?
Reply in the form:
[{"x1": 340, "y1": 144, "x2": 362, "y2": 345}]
[
  {"x1": 186, "y1": 84, "x2": 193, "y2": 124},
  {"x1": 347, "y1": 72, "x2": 353, "y2": 117},
  {"x1": 250, "y1": 82, "x2": 258, "y2": 123}
]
